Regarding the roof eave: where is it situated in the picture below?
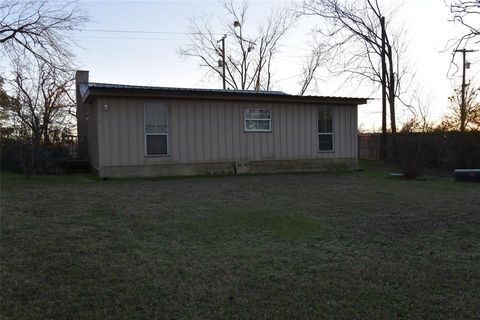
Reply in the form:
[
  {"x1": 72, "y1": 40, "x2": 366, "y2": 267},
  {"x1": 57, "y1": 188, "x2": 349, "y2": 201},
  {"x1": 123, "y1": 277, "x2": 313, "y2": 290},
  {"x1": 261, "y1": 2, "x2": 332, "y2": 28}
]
[{"x1": 82, "y1": 87, "x2": 368, "y2": 105}]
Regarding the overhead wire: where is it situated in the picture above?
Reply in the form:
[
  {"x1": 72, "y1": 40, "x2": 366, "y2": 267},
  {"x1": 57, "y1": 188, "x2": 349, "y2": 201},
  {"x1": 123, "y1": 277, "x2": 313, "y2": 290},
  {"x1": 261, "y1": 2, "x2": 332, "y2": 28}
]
[
  {"x1": 77, "y1": 28, "x2": 311, "y2": 53},
  {"x1": 73, "y1": 36, "x2": 190, "y2": 41},
  {"x1": 80, "y1": 28, "x2": 223, "y2": 36}
]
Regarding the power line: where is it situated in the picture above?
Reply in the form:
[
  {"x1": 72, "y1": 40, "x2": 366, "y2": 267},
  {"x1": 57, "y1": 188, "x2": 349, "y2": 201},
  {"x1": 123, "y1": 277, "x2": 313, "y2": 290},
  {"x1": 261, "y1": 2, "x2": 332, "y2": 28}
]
[
  {"x1": 73, "y1": 36, "x2": 190, "y2": 41},
  {"x1": 80, "y1": 28, "x2": 222, "y2": 36},
  {"x1": 74, "y1": 35, "x2": 307, "y2": 58},
  {"x1": 79, "y1": 29, "x2": 311, "y2": 51}
]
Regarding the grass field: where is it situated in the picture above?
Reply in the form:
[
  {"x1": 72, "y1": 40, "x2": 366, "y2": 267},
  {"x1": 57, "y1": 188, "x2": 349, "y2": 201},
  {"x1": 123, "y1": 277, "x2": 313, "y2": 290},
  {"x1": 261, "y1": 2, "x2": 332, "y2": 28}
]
[{"x1": 1, "y1": 161, "x2": 479, "y2": 319}]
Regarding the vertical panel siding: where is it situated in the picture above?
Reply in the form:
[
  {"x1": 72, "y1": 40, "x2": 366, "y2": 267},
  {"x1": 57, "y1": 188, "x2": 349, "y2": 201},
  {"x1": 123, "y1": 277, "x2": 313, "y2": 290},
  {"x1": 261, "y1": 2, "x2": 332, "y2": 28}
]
[
  {"x1": 343, "y1": 106, "x2": 348, "y2": 158},
  {"x1": 291, "y1": 106, "x2": 297, "y2": 158},
  {"x1": 216, "y1": 102, "x2": 224, "y2": 160},
  {"x1": 224, "y1": 104, "x2": 233, "y2": 160},
  {"x1": 310, "y1": 105, "x2": 317, "y2": 158},
  {"x1": 87, "y1": 101, "x2": 99, "y2": 169},
  {"x1": 352, "y1": 106, "x2": 358, "y2": 159},
  {"x1": 178, "y1": 100, "x2": 187, "y2": 162},
  {"x1": 281, "y1": 104, "x2": 288, "y2": 159},
  {"x1": 96, "y1": 97, "x2": 359, "y2": 167},
  {"x1": 232, "y1": 102, "x2": 241, "y2": 160},
  {"x1": 194, "y1": 102, "x2": 204, "y2": 161},
  {"x1": 337, "y1": 106, "x2": 344, "y2": 158},
  {"x1": 118, "y1": 99, "x2": 128, "y2": 164},
  {"x1": 298, "y1": 104, "x2": 305, "y2": 158},
  {"x1": 202, "y1": 101, "x2": 211, "y2": 161},
  {"x1": 169, "y1": 100, "x2": 179, "y2": 161},
  {"x1": 345, "y1": 105, "x2": 352, "y2": 158},
  {"x1": 100, "y1": 98, "x2": 107, "y2": 165},
  {"x1": 126, "y1": 100, "x2": 135, "y2": 165},
  {"x1": 266, "y1": 103, "x2": 274, "y2": 159},
  {"x1": 109, "y1": 98, "x2": 119, "y2": 165},
  {"x1": 135, "y1": 100, "x2": 144, "y2": 163},
  {"x1": 272, "y1": 103, "x2": 281, "y2": 159}
]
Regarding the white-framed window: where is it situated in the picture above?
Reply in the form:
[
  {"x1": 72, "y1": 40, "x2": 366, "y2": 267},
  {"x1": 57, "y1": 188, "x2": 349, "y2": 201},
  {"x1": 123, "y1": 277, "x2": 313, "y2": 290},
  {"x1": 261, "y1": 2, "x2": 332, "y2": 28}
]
[
  {"x1": 318, "y1": 106, "x2": 334, "y2": 152},
  {"x1": 244, "y1": 108, "x2": 272, "y2": 132},
  {"x1": 144, "y1": 101, "x2": 168, "y2": 156}
]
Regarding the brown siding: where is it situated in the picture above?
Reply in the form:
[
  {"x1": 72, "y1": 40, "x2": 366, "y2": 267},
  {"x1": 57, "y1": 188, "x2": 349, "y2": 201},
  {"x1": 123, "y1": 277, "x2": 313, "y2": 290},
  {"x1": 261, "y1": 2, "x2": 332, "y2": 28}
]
[
  {"x1": 86, "y1": 102, "x2": 99, "y2": 169},
  {"x1": 95, "y1": 98, "x2": 358, "y2": 167}
]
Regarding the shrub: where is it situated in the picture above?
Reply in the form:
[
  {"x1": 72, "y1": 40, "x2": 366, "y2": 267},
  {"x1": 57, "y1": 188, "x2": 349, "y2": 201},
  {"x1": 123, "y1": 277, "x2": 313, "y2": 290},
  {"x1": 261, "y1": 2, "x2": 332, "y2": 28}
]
[{"x1": 1, "y1": 138, "x2": 69, "y2": 174}]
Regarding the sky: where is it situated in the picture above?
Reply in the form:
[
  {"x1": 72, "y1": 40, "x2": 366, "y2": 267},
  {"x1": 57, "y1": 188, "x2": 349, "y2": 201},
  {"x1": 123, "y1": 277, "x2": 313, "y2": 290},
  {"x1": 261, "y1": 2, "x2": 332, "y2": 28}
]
[{"x1": 10, "y1": 0, "x2": 480, "y2": 131}]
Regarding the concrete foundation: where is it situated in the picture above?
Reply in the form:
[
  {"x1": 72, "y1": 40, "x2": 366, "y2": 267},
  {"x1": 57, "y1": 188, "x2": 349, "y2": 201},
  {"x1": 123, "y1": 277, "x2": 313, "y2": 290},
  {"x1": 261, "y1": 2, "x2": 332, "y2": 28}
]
[{"x1": 98, "y1": 158, "x2": 357, "y2": 178}]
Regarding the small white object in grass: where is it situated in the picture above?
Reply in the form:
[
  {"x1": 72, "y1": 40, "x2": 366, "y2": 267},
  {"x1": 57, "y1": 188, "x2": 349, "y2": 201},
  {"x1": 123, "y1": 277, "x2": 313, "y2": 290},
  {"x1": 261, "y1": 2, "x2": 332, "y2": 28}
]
[{"x1": 390, "y1": 172, "x2": 404, "y2": 178}]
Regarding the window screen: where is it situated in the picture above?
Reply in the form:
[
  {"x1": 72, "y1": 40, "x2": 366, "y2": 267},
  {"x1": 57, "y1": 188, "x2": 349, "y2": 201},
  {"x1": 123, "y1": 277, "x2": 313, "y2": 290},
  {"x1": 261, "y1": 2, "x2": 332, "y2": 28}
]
[{"x1": 145, "y1": 102, "x2": 168, "y2": 155}]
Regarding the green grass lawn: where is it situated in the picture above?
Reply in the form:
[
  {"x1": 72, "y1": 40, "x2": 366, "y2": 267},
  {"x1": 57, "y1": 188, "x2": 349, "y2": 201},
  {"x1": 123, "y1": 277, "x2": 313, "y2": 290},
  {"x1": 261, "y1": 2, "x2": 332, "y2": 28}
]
[{"x1": 1, "y1": 161, "x2": 479, "y2": 319}]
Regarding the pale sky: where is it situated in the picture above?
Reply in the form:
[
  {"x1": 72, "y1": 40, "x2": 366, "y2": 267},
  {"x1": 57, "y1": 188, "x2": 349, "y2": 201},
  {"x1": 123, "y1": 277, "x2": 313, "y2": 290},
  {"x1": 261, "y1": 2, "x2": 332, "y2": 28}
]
[{"x1": 16, "y1": 0, "x2": 480, "y2": 130}]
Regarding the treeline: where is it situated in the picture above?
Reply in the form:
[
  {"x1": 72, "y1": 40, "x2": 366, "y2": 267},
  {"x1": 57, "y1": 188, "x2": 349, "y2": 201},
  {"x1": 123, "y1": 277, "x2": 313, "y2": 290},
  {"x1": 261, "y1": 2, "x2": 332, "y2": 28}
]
[{"x1": 0, "y1": 0, "x2": 87, "y2": 175}]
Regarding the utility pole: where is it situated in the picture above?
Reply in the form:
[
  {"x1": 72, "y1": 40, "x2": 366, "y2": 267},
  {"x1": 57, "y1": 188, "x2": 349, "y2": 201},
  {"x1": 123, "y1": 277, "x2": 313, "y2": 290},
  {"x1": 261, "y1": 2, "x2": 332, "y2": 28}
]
[
  {"x1": 217, "y1": 34, "x2": 227, "y2": 90},
  {"x1": 380, "y1": 16, "x2": 387, "y2": 160},
  {"x1": 454, "y1": 48, "x2": 477, "y2": 132}
]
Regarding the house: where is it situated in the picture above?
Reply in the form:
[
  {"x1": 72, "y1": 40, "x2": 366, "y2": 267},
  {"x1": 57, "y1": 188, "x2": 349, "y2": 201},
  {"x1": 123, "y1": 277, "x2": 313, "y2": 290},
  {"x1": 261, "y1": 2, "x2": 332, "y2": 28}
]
[{"x1": 76, "y1": 70, "x2": 367, "y2": 177}]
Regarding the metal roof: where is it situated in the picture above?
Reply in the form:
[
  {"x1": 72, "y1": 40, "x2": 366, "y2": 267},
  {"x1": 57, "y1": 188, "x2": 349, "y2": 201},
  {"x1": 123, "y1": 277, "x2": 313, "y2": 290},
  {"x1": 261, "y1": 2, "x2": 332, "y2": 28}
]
[
  {"x1": 86, "y1": 82, "x2": 289, "y2": 96},
  {"x1": 80, "y1": 82, "x2": 368, "y2": 105}
]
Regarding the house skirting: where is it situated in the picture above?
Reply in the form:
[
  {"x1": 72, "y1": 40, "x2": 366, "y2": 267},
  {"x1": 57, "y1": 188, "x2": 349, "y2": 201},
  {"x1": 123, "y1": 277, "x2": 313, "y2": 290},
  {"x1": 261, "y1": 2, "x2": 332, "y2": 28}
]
[{"x1": 98, "y1": 158, "x2": 357, "y2": 178}]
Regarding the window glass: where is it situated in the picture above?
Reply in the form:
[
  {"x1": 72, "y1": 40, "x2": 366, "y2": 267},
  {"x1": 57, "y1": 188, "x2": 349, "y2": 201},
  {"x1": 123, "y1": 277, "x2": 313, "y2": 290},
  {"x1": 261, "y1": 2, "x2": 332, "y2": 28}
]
[
  {"x1": 146, "y1": 135, "x2": 167, "y2": 155},
  {"x1": 318, "y1": 107, "x2": 333, "y2": 151},
  {"x1": 319, "y1": 134, "x2": 333, "y2": 151},
  {"x1": 246, "y1": 119, "x2": 270, "y2": 130},
  {"x1": 145, "y1": 104, "x2": 167, "y2": 134},
  {"x1": 318, "y1": 107, "x2": 333, "y2": 133},
  {"x1": 245, "y1": 109, "x2": 271, "y2": 119},
  {"x1": 245, "y1": 109, "x2": 271, "y2": 131},
  {"x1": 145, "y1": 102, "x2": 168, "y2": 155}
]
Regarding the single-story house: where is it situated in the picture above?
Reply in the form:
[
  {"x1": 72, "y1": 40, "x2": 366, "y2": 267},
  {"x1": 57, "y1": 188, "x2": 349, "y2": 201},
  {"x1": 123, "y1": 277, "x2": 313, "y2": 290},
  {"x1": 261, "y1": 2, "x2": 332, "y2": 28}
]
[{"x1": 76, "y1": 70, "x2": 367, "y2": 177}]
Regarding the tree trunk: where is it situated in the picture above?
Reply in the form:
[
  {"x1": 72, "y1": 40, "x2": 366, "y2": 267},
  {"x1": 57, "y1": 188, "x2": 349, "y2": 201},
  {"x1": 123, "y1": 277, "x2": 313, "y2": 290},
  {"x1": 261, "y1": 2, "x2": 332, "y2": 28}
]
[
  {"x1": 387, "y1": 46, "x2": 396, "y2": 134},
  {"x1": 43, "y1": 124, "x2": 50, "y2": 145}
]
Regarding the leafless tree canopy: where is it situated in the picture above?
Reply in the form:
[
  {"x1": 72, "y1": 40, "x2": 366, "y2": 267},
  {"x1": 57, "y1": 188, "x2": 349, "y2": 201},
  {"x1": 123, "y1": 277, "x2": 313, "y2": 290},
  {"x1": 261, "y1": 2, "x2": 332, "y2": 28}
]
[
  {"x1": 300, "y1": 0, "x2": 411, "y2": 133},
  {"x1": 298, "y1": 40, "x2": 326, "y2": 96},
  {"x1": 400, "y1": 88, "x2": 434, "y2": 133},
  {"x1": 449, "y1": 0, "x2": 480, "y2": 47},
  {"x1": 440, "y1": 82, "x2": 480, "y2": 131},
  {"x1": 179, "y1": 0, "x2": 295, "y2": 91},
  {"x1": 2, "y1": 59, "x2": 76, "y2": 145},
  {"x1": 0, "y1": 0, "x2": 87, "y2": 70}
]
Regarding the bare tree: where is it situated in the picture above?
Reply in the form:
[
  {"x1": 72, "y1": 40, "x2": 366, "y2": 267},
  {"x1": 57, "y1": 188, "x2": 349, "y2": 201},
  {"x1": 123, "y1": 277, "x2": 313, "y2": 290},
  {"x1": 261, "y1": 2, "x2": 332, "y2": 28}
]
[
  {"x1": 400, "y1": 88, "x2": 433, "y2": 133},
  {"x1": 0, "y1": 0, "x2": 87, "y2": 70},
  {"x1": 0, "y1": 76, "x2": 16, "y2": 121},
  {"x1": 2, "y1": 59, "x2": 75, "y2": 147},
  {"x1": 298, "y1": 40, "x2": 325, "y2": 95},
  {"x1": 439, "y1": 81, "x2": 480, "y2": 131},
  {"x1": 300, "y1": 0, "x2": 411, "y2": 133},
  {"x1": 179, "y1": 0, "x2": 295, "y2": 91},
  {"x1": 448, "y1": 0, "x2": 480, "y2": 48}
]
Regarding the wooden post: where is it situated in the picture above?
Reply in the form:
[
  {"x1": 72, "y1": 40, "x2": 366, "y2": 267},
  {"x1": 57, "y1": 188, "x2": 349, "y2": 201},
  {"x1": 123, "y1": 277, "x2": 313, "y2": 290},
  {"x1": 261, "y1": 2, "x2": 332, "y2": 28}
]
[{"x1": 454, "y1": 48, "x2": 477, "y2": 132}]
